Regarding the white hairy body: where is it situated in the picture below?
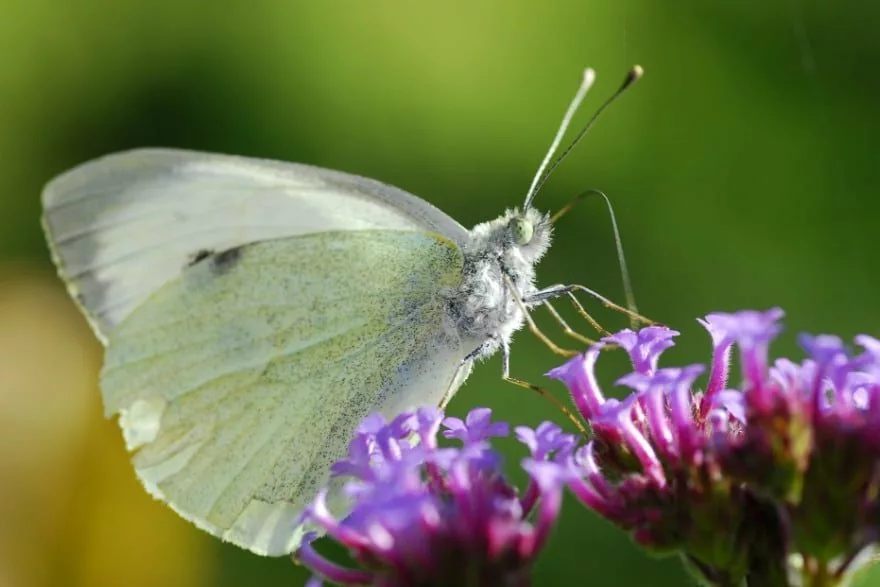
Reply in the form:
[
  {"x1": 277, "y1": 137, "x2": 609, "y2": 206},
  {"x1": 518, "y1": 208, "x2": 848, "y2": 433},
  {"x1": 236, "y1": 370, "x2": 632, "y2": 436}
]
[{"x1": 447, "y1": 207, "x2": 552, "y2": 359}]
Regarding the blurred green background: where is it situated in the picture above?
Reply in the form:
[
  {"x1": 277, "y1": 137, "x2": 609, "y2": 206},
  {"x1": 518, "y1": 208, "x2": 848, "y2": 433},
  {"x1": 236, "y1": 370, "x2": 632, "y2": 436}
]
[{"x1": 2, "y1": 1, "x2": 879, "y2": 586}]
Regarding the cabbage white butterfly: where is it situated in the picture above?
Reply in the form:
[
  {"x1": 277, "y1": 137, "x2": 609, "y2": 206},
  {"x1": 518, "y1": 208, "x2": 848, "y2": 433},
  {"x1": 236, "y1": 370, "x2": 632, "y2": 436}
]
[{"x1": 42, "y1": 66, "x2": 643, "y2": 556}]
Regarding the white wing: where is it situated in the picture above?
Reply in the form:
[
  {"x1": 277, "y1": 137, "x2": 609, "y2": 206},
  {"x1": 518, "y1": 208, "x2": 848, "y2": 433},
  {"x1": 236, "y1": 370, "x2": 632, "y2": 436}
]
[
  {"x1": 41, "y1": 149, "x2": 478, "y2": 555},
  {"x1": 41, "y1": 148, "x2": 468, "y2": 341},
  {"x1": 101, "y1": 231, "x2": 472, "y2": 556}
]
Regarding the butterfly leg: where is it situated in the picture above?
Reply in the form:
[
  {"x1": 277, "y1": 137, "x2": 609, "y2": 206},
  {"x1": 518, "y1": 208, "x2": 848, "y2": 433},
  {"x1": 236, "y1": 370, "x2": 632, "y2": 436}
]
[
  {"x1": 438, "y1": 336, "x2": 502, "y2": 410},
  {"x1": 526, "y1": 283, "x2": 656, "y2": 328},
  {"x1": 438, "y1": 365, "x2": 464, "y2": 411},
  {"x1": 443, "y1": 333, "x2": 590, "y2": 437},
  {"x1": 463, "y1": 335, "x2": 501, "y2": 364},
  {"x1": 499, "y1": 339, "x2": 590, "y2": 437},
  {"x1": 503, "y1": 276, "x2": 580, "y2": 357},
  {"x1": 525, "y1": 285, "x2": 611, "y2": 336},
  {"x1": 540, "y1": 300, "x2": 599, "y2": 346}
]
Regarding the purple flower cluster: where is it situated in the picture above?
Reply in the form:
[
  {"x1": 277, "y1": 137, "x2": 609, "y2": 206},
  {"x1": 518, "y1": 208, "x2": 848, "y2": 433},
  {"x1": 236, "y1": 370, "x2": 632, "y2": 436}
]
[
  {"x1": 297, "y1": 407, "x2": 574, "y2": 587},
  {"x1": 548, "y1": 309, "x2": 880, "y2": 585}
]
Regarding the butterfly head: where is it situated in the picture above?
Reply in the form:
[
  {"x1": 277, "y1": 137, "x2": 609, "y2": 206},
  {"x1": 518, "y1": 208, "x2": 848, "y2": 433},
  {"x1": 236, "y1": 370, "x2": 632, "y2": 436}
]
[{"x1": 505, "y1": 207, "x2": 552, "y2": 264}]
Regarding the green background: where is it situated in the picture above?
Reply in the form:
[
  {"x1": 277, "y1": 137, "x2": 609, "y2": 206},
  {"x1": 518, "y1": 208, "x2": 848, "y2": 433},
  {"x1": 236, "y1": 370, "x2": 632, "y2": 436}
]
[{"x1": 2, "y1": 1, "x2": 879, "y2": 586}]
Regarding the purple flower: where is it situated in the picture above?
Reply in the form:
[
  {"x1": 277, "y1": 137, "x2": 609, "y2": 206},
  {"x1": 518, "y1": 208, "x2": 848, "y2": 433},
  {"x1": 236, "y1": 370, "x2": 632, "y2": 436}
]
[
  {"x1": 547, "y1": 309, "x2": 880, "y2": 585},
  {"x1": 606, "y1": 326, "x2": 680, "y2": 374},
  {"x1": 297, "y1": 407, "x2": 569, "y2": 587},
  {"x1": 514, "y1": 421, "x2": 577, "y2": 461},
  {"x1": 442, "y1": 407, "x2": 509, "y2": 443}
]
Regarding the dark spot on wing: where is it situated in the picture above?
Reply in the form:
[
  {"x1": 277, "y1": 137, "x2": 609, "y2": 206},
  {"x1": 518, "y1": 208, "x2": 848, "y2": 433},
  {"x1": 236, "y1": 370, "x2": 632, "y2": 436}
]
[
  {"x1": 210, "y1": 246, "x2": 244, "y2": 275},
  {"x1": 184, "y1": 246, "x2": 245, "y2": 278},
  {"x1": 187, "y1": 249, "x2": 214, "y2": 266}
]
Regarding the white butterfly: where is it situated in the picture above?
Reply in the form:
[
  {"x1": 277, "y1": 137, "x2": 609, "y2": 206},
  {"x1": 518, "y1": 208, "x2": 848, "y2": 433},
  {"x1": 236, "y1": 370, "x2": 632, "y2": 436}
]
[{"x1": 41, "y1": 67, "x2": 643, "y2": 556}]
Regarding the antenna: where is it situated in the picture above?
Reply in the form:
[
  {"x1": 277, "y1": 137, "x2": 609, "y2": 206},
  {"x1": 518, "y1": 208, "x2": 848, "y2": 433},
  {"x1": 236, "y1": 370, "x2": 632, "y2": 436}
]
[
  {"x1": 550, "y1": 189, "x2": 639, "y2": 319},
  {"x1": 523, "y1": 65, "x2": 644, "y2": 209},
  {"x1": 523, "y1": 68, "x2": 596, "y2": 209}
]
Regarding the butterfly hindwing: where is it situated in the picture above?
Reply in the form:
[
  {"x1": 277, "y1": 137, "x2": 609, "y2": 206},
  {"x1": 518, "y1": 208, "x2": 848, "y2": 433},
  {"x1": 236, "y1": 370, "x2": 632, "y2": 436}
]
[{"x1": 101, "y1": 230, "x2": 469, "y2": 555}]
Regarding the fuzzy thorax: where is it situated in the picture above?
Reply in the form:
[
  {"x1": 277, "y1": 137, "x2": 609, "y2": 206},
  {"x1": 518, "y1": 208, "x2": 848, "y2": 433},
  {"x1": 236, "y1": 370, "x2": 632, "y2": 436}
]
[{"x1": 443, "y1": 207, "x2": 552, "y2": 350}]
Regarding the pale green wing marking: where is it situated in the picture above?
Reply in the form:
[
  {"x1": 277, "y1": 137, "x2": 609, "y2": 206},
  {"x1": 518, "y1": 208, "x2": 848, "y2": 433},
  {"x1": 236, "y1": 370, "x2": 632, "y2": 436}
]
[{"x1": 100, "y1": 230, "x2": 467, "y2": 555}]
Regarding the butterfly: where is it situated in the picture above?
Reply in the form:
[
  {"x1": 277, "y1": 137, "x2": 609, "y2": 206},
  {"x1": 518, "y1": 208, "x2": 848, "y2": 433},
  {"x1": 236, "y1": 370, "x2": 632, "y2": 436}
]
[{"x1": 41, "y1": 66, "x2": 644, "y2": 555}]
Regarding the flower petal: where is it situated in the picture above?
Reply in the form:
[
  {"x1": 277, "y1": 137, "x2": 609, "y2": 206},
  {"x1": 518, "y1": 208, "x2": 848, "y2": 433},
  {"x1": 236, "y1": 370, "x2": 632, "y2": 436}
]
[
  {"x1": 605, "y1": 326, "x2": 679, "y2": 374},
  {"x1": 547, "y1": 345, "x2": 608, "y2": 420}
]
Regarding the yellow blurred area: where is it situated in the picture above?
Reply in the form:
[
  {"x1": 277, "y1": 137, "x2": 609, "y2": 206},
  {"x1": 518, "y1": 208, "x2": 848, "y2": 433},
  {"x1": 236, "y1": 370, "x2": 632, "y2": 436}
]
[{"x1": 0, "y1": 267, "x2": 212, "y2": 587}]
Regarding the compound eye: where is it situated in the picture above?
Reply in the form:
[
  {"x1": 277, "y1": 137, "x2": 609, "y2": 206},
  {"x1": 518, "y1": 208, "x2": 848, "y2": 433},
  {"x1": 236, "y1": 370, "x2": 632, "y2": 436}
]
[{"x1": 510, "y1": 217, "x2": 534, "y2": 245}]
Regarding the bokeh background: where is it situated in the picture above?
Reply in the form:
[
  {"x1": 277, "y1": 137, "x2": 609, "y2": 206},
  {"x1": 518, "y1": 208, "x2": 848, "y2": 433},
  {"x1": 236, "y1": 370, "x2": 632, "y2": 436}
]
[{"x1": 2, "y1": 1, "x2": 879, "y2": 586}]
